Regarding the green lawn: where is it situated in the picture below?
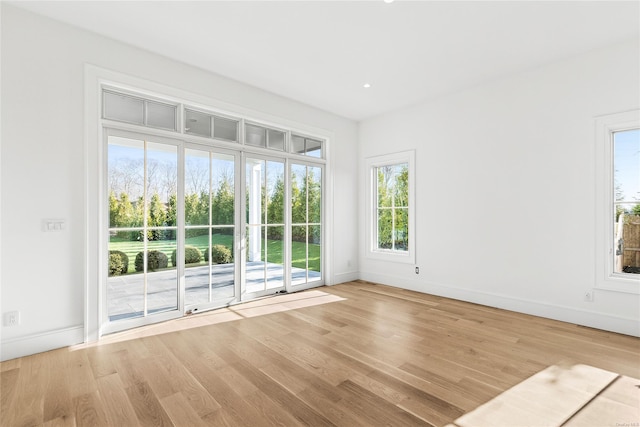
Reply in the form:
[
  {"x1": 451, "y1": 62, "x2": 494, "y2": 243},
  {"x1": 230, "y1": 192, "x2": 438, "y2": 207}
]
[{"x1": 109, "y1": 233, "x2": 319, "y2": 274}]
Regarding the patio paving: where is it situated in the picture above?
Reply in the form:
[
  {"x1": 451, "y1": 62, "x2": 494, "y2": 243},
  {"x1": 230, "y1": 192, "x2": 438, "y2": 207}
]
[{"x1": 107, "y1": 261, "x2": 320, "y2": 321}]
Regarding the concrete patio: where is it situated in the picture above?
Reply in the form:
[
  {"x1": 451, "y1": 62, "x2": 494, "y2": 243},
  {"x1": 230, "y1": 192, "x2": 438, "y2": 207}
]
[{"x1": 107, "y1": 261, "x2": 320, "y2": 321}]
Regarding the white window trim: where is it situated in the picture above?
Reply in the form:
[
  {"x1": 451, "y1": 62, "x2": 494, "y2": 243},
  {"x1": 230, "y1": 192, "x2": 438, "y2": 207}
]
[
  {"x1": 365, "y1": 150, "x2": 416, "y2": 264},
  {"x1": 595, "y1": 109, "x2": 640, "y2": 294}
]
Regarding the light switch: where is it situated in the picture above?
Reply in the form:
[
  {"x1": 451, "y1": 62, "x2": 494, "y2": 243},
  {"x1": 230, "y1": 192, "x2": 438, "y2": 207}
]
[{"x1": 43, "y1": 219, "x2": 65, "y2": 232}]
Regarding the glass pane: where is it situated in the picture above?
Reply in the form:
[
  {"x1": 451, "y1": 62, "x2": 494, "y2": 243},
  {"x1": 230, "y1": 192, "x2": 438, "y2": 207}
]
[
  {"x1": 245, "y1": 124, "x2": 266, "y2": 147},
  {"x1": 377, "y1": 208, "x2": 393, "y2": 249},
  {"x1": 185, "y1": 263, "x2": 210, "y2": 306},
  {"x1": 246, "y1": 225, "x2": 265, "y2": 293},
  {"x1": 210, "y1": 227, "x2": 235, "y2": 299},
  {"x1": 394, "y1": 208, "x2": 409, "y2": 251},
  {"x1": 309, "y1": 224, "x2": 321, "y2": 279},
  {"x1": 613, "y1": 129, "x2": 640, "y2": 274},
  {"x1": 146, "y1": 142, "x2": 177, "y2": 228},
  {"x1": 291, "y1": 164, "x2": 307, "y2": 224},
  {"x1": 108, "y1": 136, "x2": 144, "y2": 228},
  {"x1": 267, "y1": 129, "x2": 285, "y2": 151},
  {"x1": 213, "y1": 116, "x2": 238, "y2": 142},
  {"x1": 108, "y1": 237, "x2": 144, "y2": 320},
  {"x1": 103, "y1": 91, "x2": 144, "y2": 125},
  {"x1": 185, "y1": 109, "x2": 212, "y2": 138},
  {"x1": 267, "y1": 161, "x2": 285, "y2": 224},
  {"x1": 393, "y1": 163, "x2": 409, "y2": 207},
  {"x1": 614, "y1": 129, "x2": 640, "y2": 203},
  {"x1": 211, "y1": 154, "x2": 235, "y2": 226},
  {"x1": 306, "y1": 138, "x2": 322, "y2": 158},
  {"x1": 615, "y1": 203, "x2": 640, "y2": 274},
  {"x1": 291, "y1": 135, "x2": 305, "y2": 154},
  {"x1": 377, "y1": 166, "x2": 392, "y2": 208},
  {"x1": 145, "y1": 234, "x2": 178, "y2": 314},
  {"x1": 266, "y1": 226, "x2": 284, "y2": 289},
  {"x1": 291, "y1": 225, "x2": 307, "y2": 286},
  {"x1": 185, "y1": 149, "x2": 210, "y2": 226},
  {"x1": 246, "y1": 158, "x2": 265, "y2": 224},
  {"x1": 308, "y1": 166, "x2": 322, "y2": 223},
  {"x1": 146, "y1": 101, "x2": 176, "y2": 130}
]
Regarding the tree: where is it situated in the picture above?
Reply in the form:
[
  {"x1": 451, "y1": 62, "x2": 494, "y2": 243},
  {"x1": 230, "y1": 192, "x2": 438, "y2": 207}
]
[
  {"x1": 109, "y1": 191, "x2": 119, "y2": 228},
  {"x1": 213, "y1": 175, "x2": 235, "y2": 233},
  {"x1": 185, "y1": 193, "x2": 201, "y2": 226},
  {"x1": 148, "y1": 193, "x2": 166, "y2": 240},
  {"x1": 291, "y1": 172, "x2": 305, "y2": 241},
  {"x1": 165, "y1": 193, "x2": 177, "y2": 239},
  {"x1": 267, "y1": 176, "x2": 284, "y2": 239}
]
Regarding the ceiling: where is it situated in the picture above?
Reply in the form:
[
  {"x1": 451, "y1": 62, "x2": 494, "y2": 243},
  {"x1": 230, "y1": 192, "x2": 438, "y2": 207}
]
[{"x1": 8, "y1": 1, "x2": 640, "y2": 121}]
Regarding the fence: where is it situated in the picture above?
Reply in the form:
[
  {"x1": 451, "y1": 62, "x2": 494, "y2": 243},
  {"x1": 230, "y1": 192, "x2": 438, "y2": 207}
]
[{"x1": 616, "y1": 212, "x2": 640, "y2": 273}]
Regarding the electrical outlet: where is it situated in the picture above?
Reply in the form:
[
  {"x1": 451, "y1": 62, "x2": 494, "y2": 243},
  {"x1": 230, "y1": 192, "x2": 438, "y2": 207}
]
[
  {"x1": 415, "y1": 266, "x2": 420, "y2": 274},
  {"x1": 4, "y1": 311, "x2": 20, "y2": 327},
  {"x1": 584, "y1": 292, "x2": 593, "y2": 302}
]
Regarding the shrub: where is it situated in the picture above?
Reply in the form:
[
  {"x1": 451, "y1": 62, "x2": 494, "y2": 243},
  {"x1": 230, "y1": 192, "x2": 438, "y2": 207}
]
[
  {"x1": 204, "y1": 244, "x2": 233, "y2": 264},
  {"x1": 171, "y1": 245, "x2": 202, "y2": 266},
  {"x1": 134, "y1": 250, "x2": 169, "y2": 272},
  {"x1": 109, "y1": 250, "x2": 129, "y2": 276}
]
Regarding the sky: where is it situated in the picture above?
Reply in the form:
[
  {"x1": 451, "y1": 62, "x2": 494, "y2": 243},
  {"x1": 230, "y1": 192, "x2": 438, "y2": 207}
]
[{"x1": 614, "y1": 128, "x2": 640, "y2": 204}]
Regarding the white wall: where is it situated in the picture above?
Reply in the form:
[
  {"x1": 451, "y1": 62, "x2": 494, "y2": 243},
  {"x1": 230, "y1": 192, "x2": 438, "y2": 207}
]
[
  {"x1": 359, "y1": 38, "x2": 640, "y2": 337},
  {"x1": 0, "y1": 5, "x2": 359, "y2": 360}
]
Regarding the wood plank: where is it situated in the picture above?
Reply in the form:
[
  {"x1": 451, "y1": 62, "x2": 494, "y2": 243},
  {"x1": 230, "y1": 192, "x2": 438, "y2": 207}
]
[
  {"x1": 95, "y1": 373, "x2": 141, "y2": 427},
  {"x1": 125, "y1": 380, "x2": 174, "y2": 427},
  {"x1": 454, "y1": 364, "x2": 618, "y2": 427},
  {"x1": 160, "y1": 392, "x2": 208, "y2": 427},
  {"x1": 73, "y1": 391, "x2": 109, "y2": 427},
  {"x1": 43, "y1": 349, "x2": 74, "y2": 424},
  {"x1": 564, "y1": 375, "x2": 640, "y2": 427}
]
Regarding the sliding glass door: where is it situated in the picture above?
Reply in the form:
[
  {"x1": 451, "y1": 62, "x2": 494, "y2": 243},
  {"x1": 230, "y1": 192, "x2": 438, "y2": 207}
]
[
  {"x1": 106, "y1": 131, "x2": 181, "y2": 325},
  {"x1": 184, "y1": 146, "x2": 238, "y2": 311},
  {"x1": 291, "y1": 162, "x2": 323, "y2": 288},
  {"x1": 243, "y1": 156, "x2": 286, "y2": 298},
  {"x1": 103, "y1": 128, "x2": 325, "y2": 334}
]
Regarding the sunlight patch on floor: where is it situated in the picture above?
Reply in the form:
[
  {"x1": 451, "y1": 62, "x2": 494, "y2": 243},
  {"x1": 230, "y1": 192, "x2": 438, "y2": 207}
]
[{"x1": 72, "y1": 289, "x2": 345, "y2": 349}]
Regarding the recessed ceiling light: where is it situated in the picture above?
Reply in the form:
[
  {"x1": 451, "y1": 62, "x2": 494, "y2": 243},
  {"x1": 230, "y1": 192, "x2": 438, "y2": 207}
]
[
  {"x1": 384, "y1": 0, "x2": 394, "y2": 3},
  {"x1": 363, "y1": 83, "x2": 371, "y2": 88}
]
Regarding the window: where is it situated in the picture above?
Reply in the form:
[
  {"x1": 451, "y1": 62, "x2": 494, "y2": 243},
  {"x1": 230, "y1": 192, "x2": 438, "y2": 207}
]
[
  {"x1": 184, "y1": 108, "x2": 239, "y2": 142},
  {"x1": 103, "y1": 90, "x2": 177, "y2": 131},
  {"x1": 595, "y1": 110, "x2": 640, "y2": 293},
  {"x1": 291, "y1": 134, "x2": 323, "y2": 158},
  {"x1": 365, "y1": 150, "x2": 415, "y2": 263},
  {"x1": 244, "y1": 123, "x2": 285, "y2": 150},
  {"x1": 613, "y1": 129, "x2": 640, "y2": 274}
]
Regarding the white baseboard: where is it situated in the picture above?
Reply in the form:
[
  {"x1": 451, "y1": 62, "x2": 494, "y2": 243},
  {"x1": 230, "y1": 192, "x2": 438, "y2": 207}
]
[
  {"x1": 359, "y1": 272, "x2": 639, "y2": 338},
  {"x1": 332, "y1": 271, "x2": 359, "y2": 285},
  {"x1": 1, "y1": 325, "x2": 84, "y2": 361}
]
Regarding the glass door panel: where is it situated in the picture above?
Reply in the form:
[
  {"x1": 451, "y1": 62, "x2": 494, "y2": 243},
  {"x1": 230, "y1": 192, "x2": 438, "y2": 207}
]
[
  {"x1": 184, "y1": 148, "x2": 236, "y2": 309},
  {"x1": 107, "y1": 135, "x2": 179, "y2": 322},
  {"x1": 243, "y1": 157, "x2": 285, "y2": 297},
  {"x1": 290, "y1": 163, "x2": 322, "y2": 287}
]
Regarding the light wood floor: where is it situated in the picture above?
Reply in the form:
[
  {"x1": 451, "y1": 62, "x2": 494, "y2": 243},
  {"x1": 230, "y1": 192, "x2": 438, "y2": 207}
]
[{"x1": 2, "y1": 281, "x2": 639, "y2": 427}]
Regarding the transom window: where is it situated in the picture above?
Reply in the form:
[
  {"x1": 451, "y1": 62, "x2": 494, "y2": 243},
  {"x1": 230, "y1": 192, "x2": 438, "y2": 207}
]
[{"x1": 102, "y1": 88, "x2": 322, "y2": 155}]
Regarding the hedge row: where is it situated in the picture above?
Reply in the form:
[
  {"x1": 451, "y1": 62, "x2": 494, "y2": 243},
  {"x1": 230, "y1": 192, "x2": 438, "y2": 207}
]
[{"x1": 108, "y1": 245, "x2": 233, "y2": 276}]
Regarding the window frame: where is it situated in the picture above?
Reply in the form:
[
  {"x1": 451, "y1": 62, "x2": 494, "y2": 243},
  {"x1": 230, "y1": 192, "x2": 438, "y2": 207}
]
[
  {"x1": 365, "y1": 150, "x2": 416, "y2": 264},
  {"x1": 595, "y1": 110, "x2": 640, "y2": 294}
]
